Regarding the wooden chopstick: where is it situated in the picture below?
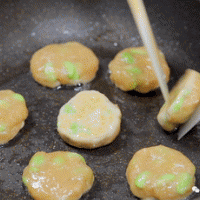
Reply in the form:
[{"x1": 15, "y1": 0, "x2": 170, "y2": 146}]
[
  {"x1": 127, "y1": 0, "x2": 200, "y2": 140},
  {"x1": 177, "y1": 104, "x2": 200, "y2": 140},
  {"x1": 127, "y1": 0, "x2": 169, "y2": 102}
]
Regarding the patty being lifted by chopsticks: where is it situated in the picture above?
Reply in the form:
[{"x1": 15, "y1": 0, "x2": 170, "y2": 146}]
[{"x1": 157, "y1": 69, "x2": 200, "y2": 132}]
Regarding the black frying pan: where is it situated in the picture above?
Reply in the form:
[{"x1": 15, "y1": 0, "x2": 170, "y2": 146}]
[{"x1": 1, "y1": 0, "x2": 200, "y2": 199}]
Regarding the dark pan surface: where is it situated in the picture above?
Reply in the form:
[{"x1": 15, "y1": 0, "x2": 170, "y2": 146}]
[{"x1": 1, "y1": 0, "x2": 200, "y2": 199}]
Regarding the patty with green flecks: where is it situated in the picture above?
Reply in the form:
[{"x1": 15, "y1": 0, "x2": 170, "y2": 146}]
[
  {"x1": 30, "y1": 41, "x2": 99, "y2": 88},
  {"x1": 0, "y1": 90, "x2": 28, "y2": 144},
  {"x1": 126, "y1": 145, "x2": 196, "y2": 200},
  {"x1": 108, "y1": 46, "x2": 170, "y2": 93},
  {"x1": 57, "y1": 90, "x2": 122, "y2": 149},
  {"x1": 22, "y1": 151, "x2": 94, "y2": 200},
  {"x1": 157, "y1": 69, "x2": 200, "y2": 131}
]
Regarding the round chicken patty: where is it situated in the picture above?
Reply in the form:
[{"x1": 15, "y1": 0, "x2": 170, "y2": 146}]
[
  {"x1": 30, "y1": 41, "x2": 99, "y2": 88},
  {"x1": 57, "y1": 90, "x2": 122, "y2": 149},
  {"x1": 22, "y1": 151, "x2": 94, "y2": 200},
  {"x1": 126, "y1": 145, "x2": 196, "y2": 200},
  {"x1": 108, "y1": 46, "x2": 170, "y2": 93},
  {"x1": 0, "y1": 90, "x2": 28, "y2": 144},
  {"x1": 157, "y1": 69, "x2": 200, "y2": 131}
]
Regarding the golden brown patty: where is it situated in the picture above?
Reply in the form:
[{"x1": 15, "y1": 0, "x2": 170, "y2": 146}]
[
  {"x1": 30, "y1": 41, "x2": 99, "y2": 88},
  {"x1": 22, "y1": 151, "x2": 94, "y2": 200},
  {"x1": 0, "y1": 90, "x2": 28, "y2": 144},
  {"x1": 108, "y1": 46, "x2": 170, "y2": 93},
  {"x1": 157, "y1": 69, "x2": 200, "y2": 131},
  {"x1": 126, "y1": 145, "x2": 196, "y2": 200}
]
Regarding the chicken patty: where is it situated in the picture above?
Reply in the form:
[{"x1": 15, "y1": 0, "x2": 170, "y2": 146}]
[
  {"x1": 108, "y1": 46, "x2": 170, "y2": 93},
  {"x1": 0, "y1": 90, "x2": 28, "y2": 144},
  {"x1": 30, "y1": 42, "x2": 99, "y2": 88},
  {"x1": 157, "y1": 69, "x2": 200, "y2": 131},
  {"x1": 57, "y1": 90, "x2": 122, "y2": 149},
  {"x1": 126, "y1": 145, "x2": 196, "y2": 200},
  {"x1": 22, "y1": 151, "x2": 94, "y2": 200}
]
